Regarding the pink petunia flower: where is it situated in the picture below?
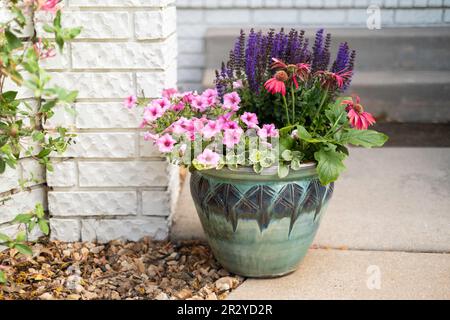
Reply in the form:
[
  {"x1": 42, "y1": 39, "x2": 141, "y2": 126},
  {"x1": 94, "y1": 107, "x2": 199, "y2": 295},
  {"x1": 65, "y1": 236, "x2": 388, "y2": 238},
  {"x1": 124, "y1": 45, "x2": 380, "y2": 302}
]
[
  {"x1": 222, "y1": 120, "x2": 239, "y2": 130},
  {"x1": 124, "y1": 95, "x2": 137, "y2": 109},
  {"x1": 264, "y1": 71, "x2": 288, "y2": 96},
  {"x1": 162, "y1": 88, "x2": 178, "y2": 99},
  {"x1": 191, "y1": 96, "x2": 209, "y2": 112},
  {"x1": 144, "y1": 132, "x2": 159, "y2": 141},
  {"x1": 202, "y1": 120, "x2": 222, "y2": 139},
  {"x1": 342, "y1": 96, "x2": 376, "y2": 130},
  {"x1": 223, "y1": 128, "x2": 243, "y2": 148},
  {"x1": 153, "y1": 98, "x2": 171, "y2": 111},
  {"x1": 182, "y1": 92, "x2": 195, "y2": 104},
  {"x1": 156, "y1": 134, "x2": 176, "y2": 153},
  {"x1": 196, "y1": 149, "x2": 220, "y2": 167},
  {"x1": 222, "y1": 92, "x2": 241, "y2": 111},
  {"x1": 171, "y1": 101, "x2": 185, "y2": 112},
  {"x1": 38, "y1": 0, "x2": 60, "y2": 14},
  {"x1": 240, "y1": 112, "x2": 259, "y2": 128},
  {"x1": 143, "y1": 103, "x2": 164, "y2": 122},
  {"x1": 257, "y1": 124, "x2": 279, "y2": 139}
]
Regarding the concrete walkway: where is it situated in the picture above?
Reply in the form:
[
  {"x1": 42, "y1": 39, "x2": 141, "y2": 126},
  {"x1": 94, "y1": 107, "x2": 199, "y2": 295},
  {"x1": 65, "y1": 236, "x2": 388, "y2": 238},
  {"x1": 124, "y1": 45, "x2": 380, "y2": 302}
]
[{"x1": 171, "y1": 148, "x2": 450, "y2": 299}]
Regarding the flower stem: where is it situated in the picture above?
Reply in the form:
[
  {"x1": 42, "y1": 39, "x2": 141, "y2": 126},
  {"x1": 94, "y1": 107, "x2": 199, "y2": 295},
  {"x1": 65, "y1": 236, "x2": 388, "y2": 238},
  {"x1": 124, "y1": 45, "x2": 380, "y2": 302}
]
[
  {"x1": 324, "y1": 111, "x2": 346, "y2": 138},
  {"x1": 312, "y1": 90, "x2": 328, "y2": 134},
  {"x1": 291, "y1": 84, "x2": 295, "y2": 124},
  {"x1": 282, "y1": 94, "x2": 291, "y2": 126}
]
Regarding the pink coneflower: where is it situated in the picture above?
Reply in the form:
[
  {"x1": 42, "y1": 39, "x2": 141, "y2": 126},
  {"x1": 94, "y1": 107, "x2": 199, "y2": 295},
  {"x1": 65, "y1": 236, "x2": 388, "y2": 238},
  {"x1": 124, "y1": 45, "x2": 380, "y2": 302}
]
[
  {"x1": 342, "y1": 96, "x2": 376, "y2": 130},
  {"x1": 223, "y1": 92, "x2": 241, "y2": 111},
  {"x1": 257, "y1": 124, "x2": 279, "y2": 139},
  {"x1": 316, "y1": 69, "x2": 352, "y2": 89},
  {"x1": 156, "y1": 134, "x2": 176, "y2": 153},
  {"x1": 123, "y1": 95, "x2": 137, "y2": 109},
  {"x1": 240, "y1": 112, "x2": 259, "y2": 128},
  {"x1": 264, "y1": 71, "x2": 288, "y2": 96},
  {"x1": 294, "y1": 63, "x2": 311, "y2": 86},
  {"x1": 223, "y1": 128, "x2": 243, "y2": 148},
  {"x1": 196, "y1": 149, "x2": 220, "y2": 167}
]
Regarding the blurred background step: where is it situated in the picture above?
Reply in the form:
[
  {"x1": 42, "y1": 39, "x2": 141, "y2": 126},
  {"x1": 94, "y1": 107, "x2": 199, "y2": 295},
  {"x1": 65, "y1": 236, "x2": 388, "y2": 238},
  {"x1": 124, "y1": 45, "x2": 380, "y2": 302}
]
[
  {"x1": 205, "y1": 27, "x2": 450, "y2": 72},
  {"x1": 202, "y1": 27, "x2": 450, "y2": 124}
]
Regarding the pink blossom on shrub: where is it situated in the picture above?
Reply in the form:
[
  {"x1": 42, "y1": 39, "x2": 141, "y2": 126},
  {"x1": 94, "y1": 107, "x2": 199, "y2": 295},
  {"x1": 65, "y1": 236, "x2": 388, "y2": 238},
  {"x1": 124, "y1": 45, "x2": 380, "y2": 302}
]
[
  {"x1": 240, "y1": 112, "x2": 259, "y2": 128},
  {"x1": 196, "y1": 149, "x2": 220, "y2": 167},
  {"x1": 156, "y1": 134, "x2": 176, "y2": 153}
]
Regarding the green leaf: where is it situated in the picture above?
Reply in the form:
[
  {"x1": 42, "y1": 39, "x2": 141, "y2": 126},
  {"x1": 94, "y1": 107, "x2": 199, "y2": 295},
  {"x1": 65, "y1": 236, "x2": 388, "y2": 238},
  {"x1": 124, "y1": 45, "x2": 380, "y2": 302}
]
[
  {"x1": 2, "y1": 91, "x2": 18, "y2": 102},
  {"x1": 0, "y1": 271, "x2": 6, "y2": 284},
  {"x1": 340, "y1": 129, "x2": 389, "y2": 148},
  {"x1": 35, "y1": 203, "x2": 45, "y2": 219},
  {"x1": 314, "y1": 149, "x2": 347, "y2": 185},
  {"x1": 0, "y1": 158, "x2": 5, "y2": 174},
  {"x1": 38, "y1": 219, "x2": 49, "y2": 235},
  {"x1": 12, "y1": 213, "x2": 33, "y2": 223},
  {"x1": 14, "y1": 243, "x2": 33, "y2": 256},
  {"x1": 277, "y1": 163, "x2": 289, "y2": 178},
  {"x1": 0, "y1": 233, "x2": 11, "y2": 243},
  {"x1": 5, "y1": 29, "x2": 22, "y2": 50},
  {"x1": 15, "y1": 230, "x2": 26, "y2": 242},
  {"x1": 296, "y1": 126, "x2": 325, "y2": 143},
  {"x1": 281, "y1": 150, "x2": 293, "y2": 161},
  {"x1": 43, "y1": 24, "x2": 55, "y2": 33},
  {"x1": 325, "y1": 99, "x2": 347, "y2": 124},
  {"x1": 291, "y1": 158, "x2": 301, "y2": 171}
]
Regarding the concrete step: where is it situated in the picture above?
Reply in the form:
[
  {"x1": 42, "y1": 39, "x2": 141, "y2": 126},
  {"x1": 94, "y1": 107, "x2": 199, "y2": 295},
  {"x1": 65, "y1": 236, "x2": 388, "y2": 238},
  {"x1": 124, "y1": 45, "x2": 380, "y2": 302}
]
[
  {"x1": 171, "y1": 148, "x2": 450, "y2": 253},
  {"x1": 205, "y1": 27, "x2": 450, "y2": 72},
  {"x1": 349, "y1": 71, "x2": 450, "y2": 122},
  {"x1": 227, "y1": 249, "x2": 450, "y2": 300}
]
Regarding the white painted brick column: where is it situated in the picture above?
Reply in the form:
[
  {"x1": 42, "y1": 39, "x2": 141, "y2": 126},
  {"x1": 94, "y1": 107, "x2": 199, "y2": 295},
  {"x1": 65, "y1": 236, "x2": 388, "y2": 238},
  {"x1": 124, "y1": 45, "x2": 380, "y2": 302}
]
[{"x1": 48, "y1": 0, "x2": 179, "y2": 242}]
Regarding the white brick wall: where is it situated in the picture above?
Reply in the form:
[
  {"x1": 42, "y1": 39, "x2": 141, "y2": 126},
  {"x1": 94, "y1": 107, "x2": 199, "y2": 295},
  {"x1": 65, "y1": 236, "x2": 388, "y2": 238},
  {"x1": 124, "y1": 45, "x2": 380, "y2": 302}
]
[
  {"x1": 47, "y1": 0, "x2": 179, "y2": 242},
  {"x1": 175, "y1": 0, "x2": 450, "y2": 91}
]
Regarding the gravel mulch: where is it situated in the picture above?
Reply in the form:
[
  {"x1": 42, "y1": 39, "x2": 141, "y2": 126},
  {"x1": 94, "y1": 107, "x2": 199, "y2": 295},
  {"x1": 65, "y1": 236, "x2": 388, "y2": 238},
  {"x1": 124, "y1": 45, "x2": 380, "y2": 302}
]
[{"x1": 0, "y1": 239, "x2": 244, "y2": 300}]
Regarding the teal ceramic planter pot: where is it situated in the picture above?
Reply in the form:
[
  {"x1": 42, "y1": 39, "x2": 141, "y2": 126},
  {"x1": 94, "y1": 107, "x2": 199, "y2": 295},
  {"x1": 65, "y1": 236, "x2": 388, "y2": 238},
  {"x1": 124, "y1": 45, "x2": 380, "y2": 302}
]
[{"x1": 190, "y1": 163, "x2": 334, "y2": 278}]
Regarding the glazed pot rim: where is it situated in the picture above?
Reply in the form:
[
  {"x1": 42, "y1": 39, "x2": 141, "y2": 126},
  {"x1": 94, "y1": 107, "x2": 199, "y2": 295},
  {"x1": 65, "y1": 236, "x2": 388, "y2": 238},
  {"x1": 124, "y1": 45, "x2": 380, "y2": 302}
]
[{"x1": 196, "y1": 161, "x2": 318, "y2": 182}]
